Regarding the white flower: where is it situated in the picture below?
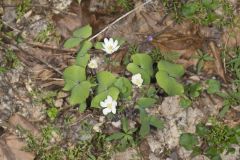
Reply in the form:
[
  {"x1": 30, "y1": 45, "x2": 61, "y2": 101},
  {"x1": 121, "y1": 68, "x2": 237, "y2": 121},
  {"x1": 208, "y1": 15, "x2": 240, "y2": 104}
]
[
  {"x1": 102, "y1": 38, "x2": 120, "y2": 54},
  {"x1": 131, "y1": 73, "x2": 143, "y2": 88},
  {"x1": 88, "y1": 58, "x2": 98, "y2": 69},
  {"x1": 100, "y1": 96, "x2": 117, "y2": 115}
]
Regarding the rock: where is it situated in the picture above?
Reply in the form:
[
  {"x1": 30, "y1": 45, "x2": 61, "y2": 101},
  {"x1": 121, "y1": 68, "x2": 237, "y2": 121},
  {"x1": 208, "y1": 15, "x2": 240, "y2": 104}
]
[
  {"x1": 111, "y1": 120, "x2": 121, "y2": 128},
  {"x1": 52, "y1": 0, "x2": 73, "y2": 14},
  {"x1": 158, "y1": 96, "x2": 183, "y2": 116},
  {"x1": 149, "y1": 153, "x2": 159, "y2": 160},
  {"x1": 111, "y1": 149, "x2": 139, "y2": 160},
  {"x1": 0, "y1": 134, "x2": 35, "y2": 160},
  {"x1": 9, "y1": 114, "x2": 40, "y2": 137}
]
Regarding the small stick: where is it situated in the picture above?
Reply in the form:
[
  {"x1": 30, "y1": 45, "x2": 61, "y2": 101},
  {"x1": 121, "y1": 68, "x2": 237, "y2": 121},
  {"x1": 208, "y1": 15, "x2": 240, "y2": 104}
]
[{"x1": 89, "y1": 0, "x2": 153, "y2": 41}]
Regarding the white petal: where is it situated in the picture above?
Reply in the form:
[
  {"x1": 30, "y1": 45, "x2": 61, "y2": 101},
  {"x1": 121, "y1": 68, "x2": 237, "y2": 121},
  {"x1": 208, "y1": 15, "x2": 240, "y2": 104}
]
[
  {"x1": 111, "y1": 106, "x2": 116, "y2": 114},
  {"x1": 113, "y1": 40, "x2": 118, "y2": 48},
  {"x1": 100, "y1": 102, "x2": 107, "y2": 108},
  {"x1": 104, "y1": 38, "x2": 109, "y2": 45},
  {"x1": 109, "y1": 38, "x2": 114, "y2": 45},
  {"x1": 106, "y1": 96, "x2": 113, "y2": 102},
  {"x1": 103, "y1": 108, "x2": 111, "y2": 115},
  {"x1": 112, "y1": 101, "x2": 117, "y2": 107},
  {"x1": 114, "y1": 45, "x2": 120, "y2": 52}
]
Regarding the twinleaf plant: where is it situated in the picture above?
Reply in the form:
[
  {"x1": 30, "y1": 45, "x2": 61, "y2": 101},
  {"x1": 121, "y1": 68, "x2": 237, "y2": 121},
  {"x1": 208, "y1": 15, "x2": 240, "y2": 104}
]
[{"x1": 62, "y1": 24, "x2": 186, "y2": 148}]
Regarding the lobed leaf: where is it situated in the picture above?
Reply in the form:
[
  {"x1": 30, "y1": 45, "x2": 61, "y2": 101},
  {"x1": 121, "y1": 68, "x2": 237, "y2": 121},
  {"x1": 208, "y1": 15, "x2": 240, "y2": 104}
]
[
  {"x1": 63, "y1": 65, "x2": 86, "y2": 91},
  {"x1": 73, "y1": 24, "x2": 92, "y2": 39},
  {"x1": 69, "y1": 81, "x2": 91, "y2": 105},
  {"x1": 156, "y1": 71, "x2": 184, "y2": 96}
]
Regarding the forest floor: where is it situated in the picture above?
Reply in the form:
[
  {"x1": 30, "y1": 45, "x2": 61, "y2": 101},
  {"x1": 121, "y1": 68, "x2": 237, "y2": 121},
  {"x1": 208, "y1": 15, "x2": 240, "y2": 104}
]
[{"x1": 0, "y1": 0, "x2": 240, "y2": 160}]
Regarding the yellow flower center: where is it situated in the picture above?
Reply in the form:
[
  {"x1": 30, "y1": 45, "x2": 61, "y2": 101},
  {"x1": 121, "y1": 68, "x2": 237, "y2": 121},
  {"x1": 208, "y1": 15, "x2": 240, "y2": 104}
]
[
  {"x1": 107, "y1": 103, "x2": 112, "y2": 109},
  {"x1": 107, "y1": 45, "x2": 113, "y2": 52}
]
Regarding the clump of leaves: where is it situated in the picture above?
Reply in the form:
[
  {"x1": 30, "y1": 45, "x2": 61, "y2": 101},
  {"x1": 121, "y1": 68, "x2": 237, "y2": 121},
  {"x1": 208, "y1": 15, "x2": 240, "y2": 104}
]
[
  {"x1": 149, "y1": 48, "x2": 181, "y2": 63},
  {"x1": 136, "y1": 97, "x2": 164, "y2": 137},
  {"x1": 195, "y1": 50, "x2": 214, "y2": 74},
  {"x1": 35, "y1": 23, "x2": 56, "y2": 43},
  {"x1": 217, "y1": 91, "x2": 240, "y2": 118},
  {"x1": 227, "y1": 47, "x2": 240, "y2": 86},
  {"x1": 180, "y1": 82, "x2": 202, "y2": 109},
  {"x1": 0, "y1": 49, "x2": 20, "y2": 73},
  {"x1": 163, "y1": 0, "x2": 235, "y2": 27},
  {"x1": 180, "y1": 121, "x2": 240, "y2": 159},
  {"x1": 107, "y1": 117, "x2": 137, "y2": 151},
  {"x1": 116, "y1": 0, "x2": 134, "y2": 11},
  {"x1": 16, "y1": 0, "x2": 31, "y2": 19}
]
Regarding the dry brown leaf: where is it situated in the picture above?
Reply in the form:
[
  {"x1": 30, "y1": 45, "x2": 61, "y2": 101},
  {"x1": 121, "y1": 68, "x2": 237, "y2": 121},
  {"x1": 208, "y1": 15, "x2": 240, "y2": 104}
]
[
  {"x1": 9, "y1": 114, "x2": 40, "y2": 137},
  {"x1": 0, "y1": 135, "x2": 35, "y2": 160}
]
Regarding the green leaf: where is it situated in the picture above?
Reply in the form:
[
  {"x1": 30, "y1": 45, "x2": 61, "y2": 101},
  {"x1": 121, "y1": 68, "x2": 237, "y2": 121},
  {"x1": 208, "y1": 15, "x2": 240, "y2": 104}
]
[
  {"x1": 73, "y1": 24, "x2": 92, "y2": 39},
  {"x1": 137, "y1": 97, "x2": 156, "y2": 108},
  {"x1": 149, "y1": 116, "x2": 164, "y2": 129},
  {"x1": 107, "y1": 132, "x2": 125, "y2": 141},
  {"x1": 97, "y1": 71, "x2": 116, "y2": 93},
  {"x1": 77, "y1": 40, "x2": 92, "y2": 55},
  {"x1": 182, "y1": 2, "x2": 199, "y2": 17},
  {"x1": 114, "y1": 77, "x2": 132, "y2": 98},
  {"x1": 64, "y1": 38, "x2": 82, "y2": 49},
  {"x1": 131, "y1": 54, "x2": 153, "y2": 76},
  {"x1": 180, "y1": 97, "x2": 192, "y2": 109},
  {"x1": 108, "y1": 87, "x2": 120, "y2": 100},
  {"x1": 147, "y1": 86, "x2": 157, "y2": 98},
  {"x1": 179, "y1": 133, "x2": 198, "y2": 150},
  {"x1": 196, "y1": 123, "x2": 209, "y2": 137},
  {"x1": 47, "y1": 107, "x2": 58, "y2": 121},
  {"x1": 94, "y1": 42, "x2": 103, "y2": 50},
  {"x1": 156, "y1": 71, "x2": 184, "y2": 96},
  {"x1": 186, "y1": 83, "x2": 202, "y2": 98},
  {"x1": 79, "y1": 102, "x2": 87, "y2": 113},
  {"x1": 139, "y1": 117, "x2": 150, "y2": 137},
  {"x1": 76, "y1": 54, "x2": 90, "y2": 68},
  {"x1": 158, "y1": 60, "x2": 185, "y2": 78},
  {"x1": 127, "y1": 63, "x2": 150, "y2": 84},
  {"x1": 63, "y1": 65, "x2": 86, "y2": 91},
  {"x1": 191, "y1": 146, "x2": 201, "y2": 157},
  {"x1": 202, "y1": 0, "x2": 219, "y2": 9},
  {"x1": 206, "y1": 79, "x2": 221, "y2": 94},
  {"x1": 69, "y1": 81, "x2": 91, "y2": 105},
  {"x1": 219, "y1": 104, "x2": 230, "y2": 118},
  {"x1": 122, "y1": 117, "x2": 129, "y2": 133}
]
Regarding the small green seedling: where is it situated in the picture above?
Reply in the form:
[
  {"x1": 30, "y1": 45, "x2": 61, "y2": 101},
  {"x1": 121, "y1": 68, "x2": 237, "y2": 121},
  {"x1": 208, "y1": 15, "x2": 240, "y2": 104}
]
[{"x1": 107, "y1": 117, "x2": 137, "y2": 151}]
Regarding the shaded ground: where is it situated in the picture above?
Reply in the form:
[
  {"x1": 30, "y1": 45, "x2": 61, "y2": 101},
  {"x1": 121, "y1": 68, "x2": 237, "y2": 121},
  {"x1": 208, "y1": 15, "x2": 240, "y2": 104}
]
[{"x1": 0, "y1": 0, "x2": 240, "y2": 160}]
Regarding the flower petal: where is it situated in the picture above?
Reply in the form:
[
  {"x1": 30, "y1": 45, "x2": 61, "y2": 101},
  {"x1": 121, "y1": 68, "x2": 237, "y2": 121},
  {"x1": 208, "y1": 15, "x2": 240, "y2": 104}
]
[
  {"x1": 103, "y1": 108, "x2": 111, "y2": 115},
  {"x1": 113, "y1": 45, "x2": 120, "y2": 52},
  {"x1": 113, "y1": 40, "x2": 118, "y2": 48},
  {"x1": 111, "y1": 106, "x2": 116, "y2": 114},
  {"x1": 109, "y1": 38, "x2": 114, "y2": 45},
  {"x1": 100, "y1": 102, "x2": 107, "y2": 108},
  {"x1": 104, "y1": 38, "x2": 109, "y2": 45},
  {"x1": 107, "y1": 96, "x2": 113, "y2": 102},
  {"x1": 112, "y1": 101, "x2": 117, "y2": 107}
]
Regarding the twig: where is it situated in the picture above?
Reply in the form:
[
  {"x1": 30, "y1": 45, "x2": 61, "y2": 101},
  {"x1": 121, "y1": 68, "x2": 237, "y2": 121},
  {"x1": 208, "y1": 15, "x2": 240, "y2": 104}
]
[{"x1": 89, "y1": 0, "x2": 153, "y2": 41}]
